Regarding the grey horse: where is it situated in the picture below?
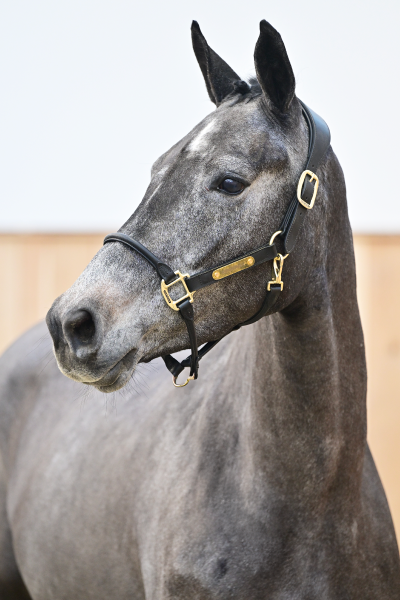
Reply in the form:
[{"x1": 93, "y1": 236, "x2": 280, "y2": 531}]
[{"x1": 1, "y1": 20, "x2": 399, "y2": 600}]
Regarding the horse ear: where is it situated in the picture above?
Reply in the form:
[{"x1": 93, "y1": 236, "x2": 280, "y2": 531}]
[
  {"x1": 191, "y1": 21, "x2": 241, "y2": 106},
  {"x1": 254, "y1": 20, "x2": 296, "y2": 114}
]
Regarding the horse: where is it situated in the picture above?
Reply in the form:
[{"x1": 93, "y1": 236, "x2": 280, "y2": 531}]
[{"x1": 0, "y1": 19, "x2": 399, "y2": 600}]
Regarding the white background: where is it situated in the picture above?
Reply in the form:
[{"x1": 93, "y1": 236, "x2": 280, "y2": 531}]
[{"x1": 1, "y1": 0, "x2": 399, "y2": 232}]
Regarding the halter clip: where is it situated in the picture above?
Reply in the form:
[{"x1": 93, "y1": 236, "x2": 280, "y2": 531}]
[{"x1": 267, "y1": 254, "x2": 286, "y2": 291}]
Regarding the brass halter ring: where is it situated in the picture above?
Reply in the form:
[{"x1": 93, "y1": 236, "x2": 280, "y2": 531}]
[
  {"x1": 173, "y1": 374, "x2": 195, "y2": 388},
  {"x1": 269, "y1": 230, "x2": 289, "y2": 259}
]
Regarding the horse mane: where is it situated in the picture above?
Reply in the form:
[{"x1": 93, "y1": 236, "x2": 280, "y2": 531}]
[{"x1": 224, "y1": 76, "x2": 262, "y2": 106}]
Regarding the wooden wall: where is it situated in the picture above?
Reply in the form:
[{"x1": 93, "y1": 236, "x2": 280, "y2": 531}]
[
  {"x1": 0, "y1": 234, "x2": 399, "y2": 538},
  {"x1": 0, "y1": 234, "x2": 104, "y2": 351},
  {"x1": 354, "y1": 236, "x2": 400, "y2": 539}
]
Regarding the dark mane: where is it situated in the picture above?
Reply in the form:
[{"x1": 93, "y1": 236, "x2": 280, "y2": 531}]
[{"x1": 225, "y1": 76, "x2": 262, "y2": 106}]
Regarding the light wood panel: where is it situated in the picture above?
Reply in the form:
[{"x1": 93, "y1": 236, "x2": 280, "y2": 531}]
[
  {"x1": 354, "y1": 235, "x2": 400, "y2": 539},
  {"x1": 0, "y1": 234, "x2": 104, "y2": 353},
  {"x1": 0, "y1": 234, "x2": 399, "y2": 538}
]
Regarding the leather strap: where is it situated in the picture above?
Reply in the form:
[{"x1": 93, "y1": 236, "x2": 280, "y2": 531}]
[
  {"x1": 280, "y1": 102, "x2": 331, "y2": 254},
  {"x1": 104, "y1": 233, "x2": 277, "y2": 294},
  {"x1": 162, "y1": 339, "x2": 219, "y2": 378},
  {"x1": 103, "y1": 234, "x2": 200, "y2": 379},
  {"x1": 103, "y1": 233, "x2": 176, "y2": 284},
  {"x1": 186, "y1": 243, "x2": 277, "y2": 293},
  {"x1": 238, "y1": 283, "x2": 282, "y2": 327},
  {"x1": 177, "y1": 299, "x2": 198, "y2": 377},
  {"x1": 170, "y1": 282, "x2": 282, "y2": 378}
]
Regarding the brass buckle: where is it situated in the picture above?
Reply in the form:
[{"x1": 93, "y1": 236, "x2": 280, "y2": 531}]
[
  {"x1": 297, "y1": 170, "x2": 319, "y2": 209},
  {"x1": 267, "y1": 254, "x2": 286, "y2": 291},
  {"x1": 161, "y1": 271, "x2": 195, "y2": 311}
]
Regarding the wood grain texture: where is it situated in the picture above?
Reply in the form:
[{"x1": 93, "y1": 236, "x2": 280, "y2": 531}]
[{"x1": 0, "y1": 233, "x2": 399, "y2": 538}]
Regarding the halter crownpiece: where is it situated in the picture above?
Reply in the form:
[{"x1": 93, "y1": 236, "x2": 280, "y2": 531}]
[{"x1": 103, "y1": 101, "x2": 331, "y2": 387}]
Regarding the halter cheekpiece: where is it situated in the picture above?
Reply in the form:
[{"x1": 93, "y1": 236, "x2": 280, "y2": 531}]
[{"x1": 104, "y1": 101, "x2": 331, "y2": 387}]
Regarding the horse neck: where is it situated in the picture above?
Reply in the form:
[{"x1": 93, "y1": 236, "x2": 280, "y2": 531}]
[{"x1": 236, "y1": 162, "x2": 367, "y2": 509}]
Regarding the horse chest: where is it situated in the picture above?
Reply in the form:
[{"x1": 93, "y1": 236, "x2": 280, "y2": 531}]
[
  {"x1": 155, "y1": 522, "x2": 319, "y2": 600},
  {"x1": 140, "y1": 483, "x2": 313, "y2": 600}
]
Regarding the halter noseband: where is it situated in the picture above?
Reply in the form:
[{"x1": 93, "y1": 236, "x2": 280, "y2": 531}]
[{"x1": 104, "y1": 101, "x2": 331, "y2": 387}]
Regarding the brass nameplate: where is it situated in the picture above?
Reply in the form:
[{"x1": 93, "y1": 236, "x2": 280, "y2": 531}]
[{"x1": 212, "y1": 256, "x2": 255, "y2": 280}]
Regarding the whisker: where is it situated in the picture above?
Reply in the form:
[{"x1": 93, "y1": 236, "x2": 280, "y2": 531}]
[
  {"x1": 34, "y1": 348, "x2": 54, "y2": 367},
  {"x1": 37, "y1": 355, "x2": 55, "y2": 375},
  {"x1": 24, "y1": 333, "x2": 49, "y2": 358}
]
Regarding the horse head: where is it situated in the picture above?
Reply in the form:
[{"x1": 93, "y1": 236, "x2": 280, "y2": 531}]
[{"x1": 47, "y1": 21, "x2": 320, "y2": 392}]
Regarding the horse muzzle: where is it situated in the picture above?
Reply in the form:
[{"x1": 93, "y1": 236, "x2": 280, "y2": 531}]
[{"x1": 46, "y1": 300, "x2": 138, "y2": 392}]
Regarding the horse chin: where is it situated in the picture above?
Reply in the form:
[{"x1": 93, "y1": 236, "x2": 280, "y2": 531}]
[
  {"x1": 55, "y1": 346, "x2": 138, "y2": 393},
  {"x1": 87, "y1": 349, "x2": 138, "y2": 392},
  {"x1": 89, "y1": 368, "x2": 134, "y2": 393}
]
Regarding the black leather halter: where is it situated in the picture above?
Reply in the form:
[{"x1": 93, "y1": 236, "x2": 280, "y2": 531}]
[{"x1": 104, "y1": 101, "x2": 331, "y2": 387}]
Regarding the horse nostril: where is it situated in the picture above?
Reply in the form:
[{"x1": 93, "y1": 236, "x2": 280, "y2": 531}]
[
  {"x1": 46, "y1": 309, "x2": 61, "y2": 350},
  {"x1": 63, "y1": 309, "x2": 97, "y2": 353},
  {"x1": 72, "y1": 312, "x2": 95, "y2": 343}
]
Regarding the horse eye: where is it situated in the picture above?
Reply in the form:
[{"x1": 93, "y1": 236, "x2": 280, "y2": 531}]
[{"x1": 218, "y1": 178, "x2": 245, "y2": 195}]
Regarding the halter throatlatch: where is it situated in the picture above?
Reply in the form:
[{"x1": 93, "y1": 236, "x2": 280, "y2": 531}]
[{"x1": 103, "y1": 101, "x2": 331, "y2": 387}]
